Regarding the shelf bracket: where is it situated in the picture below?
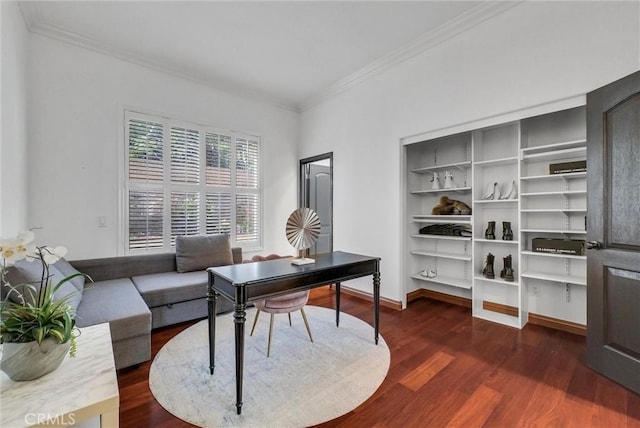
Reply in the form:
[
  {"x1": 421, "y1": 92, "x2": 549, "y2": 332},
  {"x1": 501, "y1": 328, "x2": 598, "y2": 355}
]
[{"x1": 565, "y1": 283, "x2": 571, "y2": 302}]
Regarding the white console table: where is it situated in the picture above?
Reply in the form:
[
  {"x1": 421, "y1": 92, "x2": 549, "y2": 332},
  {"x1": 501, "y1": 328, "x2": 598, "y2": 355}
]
[{"x1": 1, "y1": 323, "x2": 119, "y2": 427}]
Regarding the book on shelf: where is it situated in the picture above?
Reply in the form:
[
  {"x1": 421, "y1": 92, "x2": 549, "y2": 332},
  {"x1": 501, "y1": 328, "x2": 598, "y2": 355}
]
[
  {"x1": 549, "y1": 160, "x2": 586, "y2": 174},
  {"x1": 532, "y1": 238, "x2": 585, "y2": 255}
]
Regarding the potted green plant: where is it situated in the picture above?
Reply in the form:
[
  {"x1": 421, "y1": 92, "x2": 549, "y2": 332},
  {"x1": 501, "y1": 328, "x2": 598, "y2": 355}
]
[{"x1": 0, "y1": 231, "x2": 84, "y2": 381}]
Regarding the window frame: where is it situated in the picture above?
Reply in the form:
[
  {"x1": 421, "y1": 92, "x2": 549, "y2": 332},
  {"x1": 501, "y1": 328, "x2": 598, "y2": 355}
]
[{"x1": 121, "y1": 109, "x2": 263, "y2": 254}]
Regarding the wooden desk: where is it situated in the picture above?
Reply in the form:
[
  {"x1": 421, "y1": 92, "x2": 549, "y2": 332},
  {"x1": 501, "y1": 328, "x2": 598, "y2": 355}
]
[
  {"x1": 1, "y1": 323, "x2": 119, "y2": 427},
  {"x1": 207, "y1": 251, "x2": 381, "y2": 415}
]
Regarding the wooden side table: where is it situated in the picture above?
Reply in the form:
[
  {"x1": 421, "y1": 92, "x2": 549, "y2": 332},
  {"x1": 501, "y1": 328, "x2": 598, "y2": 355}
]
[{"x1": 1, "y1": 323, "x2": 119, "y2": 427}]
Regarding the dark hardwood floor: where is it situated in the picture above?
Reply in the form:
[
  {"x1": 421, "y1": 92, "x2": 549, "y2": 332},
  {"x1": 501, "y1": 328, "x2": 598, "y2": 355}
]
[{"x1": 118, "y1": 286, "x2": 640, "y2": 427}]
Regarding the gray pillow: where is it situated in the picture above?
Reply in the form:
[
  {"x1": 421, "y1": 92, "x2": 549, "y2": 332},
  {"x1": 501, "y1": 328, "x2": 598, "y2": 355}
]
[
  {"x1": 53, "y1": 258, "x2": 85, "y2": 294},
  {"x1": 2, "y1": 259, "x2": 82, "y2": 314},
  {"x1": 175, "y1": 234, "x2": 233, "y2": 273}
]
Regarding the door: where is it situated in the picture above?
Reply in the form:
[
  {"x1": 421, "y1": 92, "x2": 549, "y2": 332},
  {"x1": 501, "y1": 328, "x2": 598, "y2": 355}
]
[
  {"x1": 300, "y1": 153, "x2": 333, "y2": 256},
  {"x1": 586, "y1": 70, "x2": 640, "y2": 394}
]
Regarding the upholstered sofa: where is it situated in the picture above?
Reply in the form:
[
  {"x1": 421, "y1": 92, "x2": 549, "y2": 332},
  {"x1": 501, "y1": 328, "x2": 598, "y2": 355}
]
[{"x1": 3, "y1": 234, "x2": 241, "y2": 370}]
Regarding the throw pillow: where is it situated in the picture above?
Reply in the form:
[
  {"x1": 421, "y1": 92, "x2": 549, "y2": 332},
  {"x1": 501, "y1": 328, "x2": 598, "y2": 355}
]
[
  {"x1": 175, "y1": 234, "x2": 233, "y2": 273},
  {"x1": 53, "y1": 258, "x2": 86, "y2": 294},
  {"x1": 2, "y1": 259, "x2": 82, "y2": 314}
]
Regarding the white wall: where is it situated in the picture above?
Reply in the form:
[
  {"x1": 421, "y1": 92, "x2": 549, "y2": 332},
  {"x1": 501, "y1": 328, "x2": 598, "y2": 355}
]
[
  {"x1": 299, "y1": 1, "x2": 640, "y2": 303},
  {"x1": 27, "y1": 34, "x2": 299, "y2": 259},
  {"x1": 1, "y1": 1, "x2": 29, "y2": 237}
]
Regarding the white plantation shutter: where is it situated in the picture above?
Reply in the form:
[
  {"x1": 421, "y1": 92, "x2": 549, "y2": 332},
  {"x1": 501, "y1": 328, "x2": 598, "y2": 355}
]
[
  {"x1": 128, "y1": 119, "x2": 163, "y2": 181},
  {"x1": 236, "y1": 137, "x2": 259, "y2": 188},
  {"x1": 206, "y1": 132, "x2": 232, "y2": 186},
  {"x1": 124, "y1": 110, "x2": 261, "y2": 252},
  {"x1": 171, "y1": 127, "x2": 200, "y2": 184},
  {"x1": 170, "y1": 192, "x2": 200, "y2": 243},
  {"x1": 206, "y1": 193, "x2": 232, "y2": 235},
  {"x1": 128, "y1": 190, "x2": 164, "y2": 249},
  {"x1": 236, "y1": 193, "x2": 259, "y2": 242}
]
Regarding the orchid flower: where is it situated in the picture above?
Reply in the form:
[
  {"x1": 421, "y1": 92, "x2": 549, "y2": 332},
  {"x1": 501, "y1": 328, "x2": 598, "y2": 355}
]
[
  {"x1": 41, "y1": 246, "x2": 68, "y2": 265},
  {"x1": 0, "y1": 231, "x2": 36, "y2": 265}
]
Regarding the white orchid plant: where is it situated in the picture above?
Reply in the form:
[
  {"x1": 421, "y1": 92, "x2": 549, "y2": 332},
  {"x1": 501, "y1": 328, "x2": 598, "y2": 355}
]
[{"x1": 0, "y1": 231, "x2": 81, "y2": 356}]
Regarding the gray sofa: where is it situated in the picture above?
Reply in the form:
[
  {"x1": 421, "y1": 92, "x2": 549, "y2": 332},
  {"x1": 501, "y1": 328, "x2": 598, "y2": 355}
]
[
  {"x1": 67, "y1": 235, "x2": 242, "y2": 370},
  {"x1": 2, "y1": 234, "x2": 246, "y2": 370}
]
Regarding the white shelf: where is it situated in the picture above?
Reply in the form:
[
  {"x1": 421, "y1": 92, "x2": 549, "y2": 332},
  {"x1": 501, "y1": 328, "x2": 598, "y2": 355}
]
[
  {"x1": 410, "y1": 234, "x2": 472, "y2": 241},
  {"x1": 521, "y1": 140, "x2": 586, "y2": 162},
  {"x1": 521, "y1": 228, "x2": 587, "y2": 235},
  {"x1": 474, "y1": 238, "x2": 519, "y2": 244},
  {"x1": 412, "y1": 214, "x2": 472, "y2": 224},
  {"x1": 520, "y1": 190, "x2": 586, "y2": 197},
  {"x1": 411, "y1": 161, "x2": 472, "y2": 174},
  {"x1": 521, "y1": 250, "x2": 586, "y2": 260},
  {"x1": 521, "y1": 271, "x2": 586, "y2": 286},
  {"x1": 411, "y1": 273, "x2": 472, "y2": 290},
  {"x1": 410, "y1": 250, "x2": 472, "y2": 261},
  {"x1": 520, "y1": 171, "x2": 586, "y2": 181},
  {"x1": 473, "y1": 198, "x2": 518, "y2": 204},
  {"x1": 473, "y1": 275, "x2": 519, "y2": 286},
  {"x1": 520, "y1": 208, "x2": 586, "y2": 213},
  {"x1": 410, "y1": 187, "x2": 472, "y2": 194},
  {"x1": 521, "y1": 139, "x2": 586, "y2": 154},
  {"x1": 474, "y1": 156, "x2": 519, "y2": 167}
]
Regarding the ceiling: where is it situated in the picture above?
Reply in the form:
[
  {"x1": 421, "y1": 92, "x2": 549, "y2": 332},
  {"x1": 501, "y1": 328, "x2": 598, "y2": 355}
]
[{"x1": 18, "y1": 1, "x2": 518, "y2": 111}]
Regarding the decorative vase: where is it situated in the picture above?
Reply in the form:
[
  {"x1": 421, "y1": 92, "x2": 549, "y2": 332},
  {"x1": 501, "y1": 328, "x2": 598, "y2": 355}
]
[{"x1": 1, "y1": 338, "x2": 70, "y2": 381}]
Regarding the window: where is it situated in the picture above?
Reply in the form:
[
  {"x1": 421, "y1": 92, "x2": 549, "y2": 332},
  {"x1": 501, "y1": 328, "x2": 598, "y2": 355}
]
[{"x1": 124, "y1": 111, "x2": 261, "y2": 252}]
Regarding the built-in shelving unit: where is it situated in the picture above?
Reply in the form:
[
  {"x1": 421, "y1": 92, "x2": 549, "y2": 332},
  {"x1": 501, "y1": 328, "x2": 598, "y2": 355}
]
[
  {"x1": 471, "y1": 121, "x2": 523, "y2": 328},
  {"x1": 402, "y1": 103, "x2": 587, "y2": 330},
  {"x1": 404, "y1": 132, "x2": 473, "y2": 304},
  {"x1": 519, "y1": 106, "x2": 587, "y2": 327}
]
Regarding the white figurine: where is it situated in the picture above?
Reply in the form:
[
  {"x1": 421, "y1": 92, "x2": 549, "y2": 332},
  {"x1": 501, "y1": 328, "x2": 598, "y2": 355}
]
[
  {"x1": 443, "y1": 170, "x2": 456, "y2": 189},
  {"x1": 431, "y1": 171, "x2": 441, "y2": 190}
]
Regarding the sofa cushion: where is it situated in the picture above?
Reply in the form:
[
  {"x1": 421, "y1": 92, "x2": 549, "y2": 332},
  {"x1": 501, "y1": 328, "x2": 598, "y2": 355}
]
[
  {"x1": 2, "y1": 259, "x2": 82, "y2": 314},
  {"x1": 75, "y1": 278, "x2": 151, "y2": 342},
  {"x1": 175, "y1": 234, "x2": 232, "y2": 273},
  {"x1": 53, "y1": 257, "x2": 85, "y2": 294},
  {"x1": 131, "y1": 271, "x2": 208, "y2": 308}
]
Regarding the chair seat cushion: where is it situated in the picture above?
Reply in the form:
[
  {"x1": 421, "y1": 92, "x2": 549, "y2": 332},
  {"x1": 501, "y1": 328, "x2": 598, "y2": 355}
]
[{"x1": 255, "y1": 290, "x2": 309, "y2": 313}]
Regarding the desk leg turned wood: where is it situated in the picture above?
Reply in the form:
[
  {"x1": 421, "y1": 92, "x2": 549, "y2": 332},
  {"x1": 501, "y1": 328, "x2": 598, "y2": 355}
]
[
  {"x1": 373, "y1": 265, "x2": 380, "y2": 345},
  {"x1": 234, "y1": 304, "x2": 246, "y2": 415},
  {"x1": 335, "y1": 282, "x2": 341, "y2": 327},
  {"x1": 207, "y1": 274, "x2": 218, "y2": 375}
]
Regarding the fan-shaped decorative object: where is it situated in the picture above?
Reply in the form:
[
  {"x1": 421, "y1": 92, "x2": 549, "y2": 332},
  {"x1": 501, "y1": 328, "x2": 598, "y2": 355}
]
[{"x1": 286, "y1": 207, "x2": 321, "y2": 265}]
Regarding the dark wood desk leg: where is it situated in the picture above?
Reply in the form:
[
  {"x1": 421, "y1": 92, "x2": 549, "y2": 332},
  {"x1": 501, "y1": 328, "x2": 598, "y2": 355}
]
[
  {"x1": 335, "y1": 281, "x2": 341, "y2": 327},
  {"x1": 207, "y1": 272, "x2": 218, "y2": 375},
  {"x1": 233, "y1": 302, "x2": 246, "y2": 415},
  {"x1": 373, "y1": 263, "x2": 380, "y2": 345}
]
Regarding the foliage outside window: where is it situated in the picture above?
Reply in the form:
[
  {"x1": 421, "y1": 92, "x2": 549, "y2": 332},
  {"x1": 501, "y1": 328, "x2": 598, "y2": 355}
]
[{"x1": 125, "y1": 111, "x2": 261, "y2": 252}]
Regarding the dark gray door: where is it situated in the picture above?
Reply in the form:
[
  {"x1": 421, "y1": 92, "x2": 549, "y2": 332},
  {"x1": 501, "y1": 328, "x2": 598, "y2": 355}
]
[
  {"x1": 308, "y1": 163, "x2": 332, "y2": 255},
  {"x1": 586, "y1": 70, "x2": 640, "y2": 394},
  {"x1": 300, "y1": 154, "x2": 333, "y2": 257}
]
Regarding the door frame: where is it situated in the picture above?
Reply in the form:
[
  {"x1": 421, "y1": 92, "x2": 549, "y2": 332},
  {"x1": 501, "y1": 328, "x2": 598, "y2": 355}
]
[{"x1": 299, "y1": 152, "x2": 333, "y2": 254}]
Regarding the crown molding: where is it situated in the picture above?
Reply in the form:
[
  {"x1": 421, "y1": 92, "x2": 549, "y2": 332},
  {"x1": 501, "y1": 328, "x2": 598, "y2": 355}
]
[
  {"x1": 17, "y1": 2, "x2": 300, "y2": 113},
  {"x1": 299, "y1": 1, "x2": 524, "y2": 112},
  {"x1": 18, "y1": 1, "x2": 524, "y2": 115}
]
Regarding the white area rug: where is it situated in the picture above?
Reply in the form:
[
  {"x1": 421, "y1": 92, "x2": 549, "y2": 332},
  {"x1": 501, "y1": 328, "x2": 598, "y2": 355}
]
[{"x1": 149, "y1": 305, "x2": 390, "y2": 427}]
